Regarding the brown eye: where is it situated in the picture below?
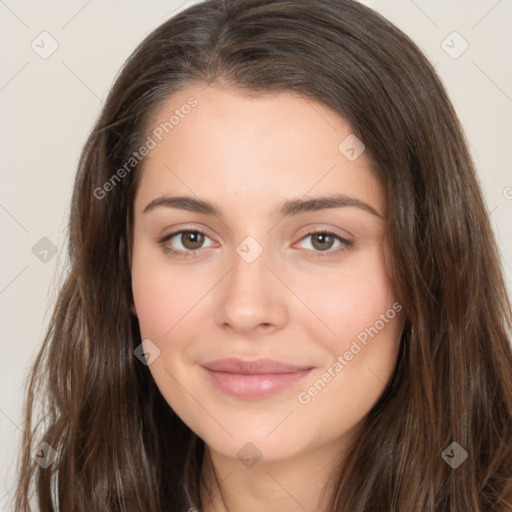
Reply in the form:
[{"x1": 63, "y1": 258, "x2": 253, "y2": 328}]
[
  {"x1": 296, "y1": 230, "x2": 353, "y2": 258},
  {"x1": 310, "y1": 232, "x2": 336, "y2": 251},
  {"x1": 157, "y1": 229, "x2": 215, "y2": 258},
  {"x1": 179, "y1": 231, "x2": 205, "y2": 250}
]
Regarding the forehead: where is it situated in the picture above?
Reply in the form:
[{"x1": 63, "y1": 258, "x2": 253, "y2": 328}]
[{"x1": 134, "y1": 84, "x2": 384, "y2": 218}]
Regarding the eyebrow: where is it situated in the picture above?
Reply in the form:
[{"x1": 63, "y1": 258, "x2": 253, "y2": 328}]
[{"x1": 143, "y1": 193, "x2": 383, "y2": 219}]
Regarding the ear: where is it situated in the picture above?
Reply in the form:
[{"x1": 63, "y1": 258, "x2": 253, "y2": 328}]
[{"x1": 131, "y1": 302, "x2": 137, "y2": 317}]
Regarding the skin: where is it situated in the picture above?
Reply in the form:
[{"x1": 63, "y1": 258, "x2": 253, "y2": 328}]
[{"x1": 130, "y1": 84, "x2": 404, "y2": 512}]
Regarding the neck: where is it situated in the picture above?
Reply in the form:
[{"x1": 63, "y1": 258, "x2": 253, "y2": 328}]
[{"x1": 198, "y1": 435, "x2": 354, "y2": 512}]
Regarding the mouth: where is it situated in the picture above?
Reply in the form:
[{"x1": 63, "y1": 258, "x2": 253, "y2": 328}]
[{"x1": 200, "y1": 358, "x2": 314, "y2": 400}]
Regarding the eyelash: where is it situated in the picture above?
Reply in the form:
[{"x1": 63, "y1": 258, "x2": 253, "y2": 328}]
[{"x1": 157, "y1": 228, "x2": 353, "y2": 260}]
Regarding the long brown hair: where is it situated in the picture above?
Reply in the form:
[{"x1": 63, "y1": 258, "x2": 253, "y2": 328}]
[{"x1": 13, "y1": 0, "x2": 512, "y2": 510}]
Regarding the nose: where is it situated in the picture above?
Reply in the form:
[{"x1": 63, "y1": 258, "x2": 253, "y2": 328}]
[{"x1": 213, "y1": 242, "x2": 288, "y2": 335}]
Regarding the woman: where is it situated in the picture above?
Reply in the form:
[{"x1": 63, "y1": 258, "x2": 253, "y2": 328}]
[{"x1": 13, "y1": 0, "x2": 512, "y2": 510}]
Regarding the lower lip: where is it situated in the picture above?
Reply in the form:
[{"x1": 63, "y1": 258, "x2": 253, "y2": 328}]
[{"x1": 201, "y1": 367, "x2": 313, "y2": 399}]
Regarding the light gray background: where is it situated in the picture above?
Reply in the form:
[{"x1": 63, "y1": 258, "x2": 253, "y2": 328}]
[{"x1": 1, "y1": 0, "x2": 511, "y2": 508}]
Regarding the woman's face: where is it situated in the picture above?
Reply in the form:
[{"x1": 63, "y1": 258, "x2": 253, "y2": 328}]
[{"x1": 131, "y1": 84, "x2": 403, "y2": 463}]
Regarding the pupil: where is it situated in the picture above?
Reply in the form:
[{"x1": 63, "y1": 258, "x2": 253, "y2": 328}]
[
  {"x1": 314, "y1": 233, "x2": 333, "y2": 251},
  {"x1": 183, "y1": 231, "x2": 203, "y2": 249}
]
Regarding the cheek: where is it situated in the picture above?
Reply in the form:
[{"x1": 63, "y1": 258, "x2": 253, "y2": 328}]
[
  {"x1": 131, "y1": 267, "x2": 171, "y2": 340},
  {"x1": 130, "y1": 250, "x2": 207, "y2": 416},
  {"x1": 292, "y1": 243, "x2": 401, "y2": 416},
  {"x1": 131, "y1": 245, "x2": 210, "y2": 340},
  {"x1": 293, "y1": 242, "x2": 396, "y2": 346}
]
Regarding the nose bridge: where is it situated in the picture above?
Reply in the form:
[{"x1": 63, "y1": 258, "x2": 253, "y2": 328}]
[
  {"x1": 213, "y1": 233, "x2": 286, "y2": 332},
  {"x1": 229, "y1": 234, "x2": 272, "y2": 303}
]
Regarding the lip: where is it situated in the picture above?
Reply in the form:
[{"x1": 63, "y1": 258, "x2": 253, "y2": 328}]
[{"x1": 200, "y1": 358, "x2": 314, "y2": 399}]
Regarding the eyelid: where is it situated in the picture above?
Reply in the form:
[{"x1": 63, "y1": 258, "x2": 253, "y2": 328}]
[
  {"x1": 157, "y1": 225, "x2": 353, "y2": 259},
  {"x1": 157, "y1": 226, "x2": 216, "y2": 249},
  {"x1": 295, "y1": 225, "x2": 352, "y2": 243},
  {"x1": 293, "y1": 228, "x2": 353, "y2": 257}
]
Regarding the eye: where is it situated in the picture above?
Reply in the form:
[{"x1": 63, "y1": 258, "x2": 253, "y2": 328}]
[
  {"x1": 295, "y1": 229, "x2": 353, "y2": 258},
  {"x1": 157, "y1": 229, "x2": 216, "y2": 258},
  {"x1": 157, "y1": 227, "x2": 353, "y2": 260}
]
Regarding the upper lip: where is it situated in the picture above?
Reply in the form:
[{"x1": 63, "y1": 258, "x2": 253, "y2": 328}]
[{"x1": 202, "y1": 358, "x2": 313, "y2": 374}]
